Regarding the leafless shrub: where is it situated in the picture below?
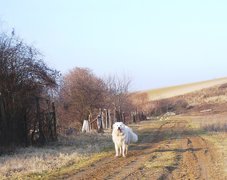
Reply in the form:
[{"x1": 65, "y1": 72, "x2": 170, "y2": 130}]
[
  {"x1": 148, "y1": 98, "x2": 188, "y2": 116},
  {"x1": 58, "y1": 71, "x2": 136, "y2": 131},
  {"x1": 0, "y1": 31, "x2": 59, "y2": 146},
  {"x1": 202, "y1": 123, "x2": 227, "y2": 132},
  {"x1": 57, "y1": 67, "x2": 107, "y2": 129},
  {"x1": 104, "y1": 74, "x2": 135, "y2": 123},
  {"x1": 219, "y1": 83, "x2": 227, "y2": 89}
]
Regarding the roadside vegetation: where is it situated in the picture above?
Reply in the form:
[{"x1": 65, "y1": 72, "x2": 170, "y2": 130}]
[{"x1": 0, "y1": 132, "x2": 112, "y2": 179}]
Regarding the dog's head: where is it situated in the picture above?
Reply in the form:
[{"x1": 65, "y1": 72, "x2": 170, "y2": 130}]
[{"x1": 113, "y1": 122, "x2": 125, "y2": 133}]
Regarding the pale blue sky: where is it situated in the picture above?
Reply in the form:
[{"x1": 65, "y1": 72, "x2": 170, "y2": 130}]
[{"x1": 1, "y1": 0, "x2": 227, "y2": 90}]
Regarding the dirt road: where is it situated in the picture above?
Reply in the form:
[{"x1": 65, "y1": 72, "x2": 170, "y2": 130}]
[{"x1": 66, "y1": 117, "x2": 225, "y2": 180}]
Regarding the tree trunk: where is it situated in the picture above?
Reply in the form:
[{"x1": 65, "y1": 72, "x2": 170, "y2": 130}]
[
  {"x1": 36, "y1": 97, "x2": 45, "y2": 145},
  {"x1": 0, "y1": 94, "x2": 7, "y2": 144},
  {"x1": 52, "y1": 102, "x2": 57, "y2": 140}
]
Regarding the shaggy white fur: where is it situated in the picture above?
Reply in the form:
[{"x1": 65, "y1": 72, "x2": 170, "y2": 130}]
[{"x1": 112, "y1": 122, "x2": 138, "y2": 157}]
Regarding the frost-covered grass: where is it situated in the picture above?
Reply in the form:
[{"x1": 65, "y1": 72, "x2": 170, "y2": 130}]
[{"x1": 0, "y1": 132, "x2": 112, "y2": 179}]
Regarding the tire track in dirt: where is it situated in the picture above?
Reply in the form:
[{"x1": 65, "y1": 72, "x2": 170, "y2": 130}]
[
  {"x1": 125, "y1": 120, "x2": 184, "y2": 179},
  {"x1": 66, "y1": 121, "x2": 171, "y2": 180},
  {"x1": 65, "y1": 119, "x2": 223, "y2": 180},
  {"x1": 173, "y1": 137, "x2": 204, "y2": 179},
  {"x1": 66, "y1": 146, "x2": 155, "y2": 180},
  {"x1": 168, "y1": 135, "x2": 223, "y2": 180},
  {"x1": 126, "y1": 119, "x2": 222, "y2": 180}
]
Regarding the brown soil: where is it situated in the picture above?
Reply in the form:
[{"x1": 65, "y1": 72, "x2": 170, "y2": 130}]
[{"x1": 65, "y1": 118, "x2": 224, "y2": 180}]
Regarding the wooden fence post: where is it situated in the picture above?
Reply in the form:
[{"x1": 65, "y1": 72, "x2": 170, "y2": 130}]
[
  {"x1": 88, "y1": 113, "x2": 92, "y2": 130},
  {"x1": 105, "y1": 109, "x2": 108, "y2": 129},
  {"x1": 52, "y1": 102, "x2": 57, "y2": 140},
  {"x1": 109, "y1": 109, "x2": 112, "y2": 129},
  {"x1": 36, "y1": 97, "x2": 45, "y2": 144},
  {"x1": 0, "y1": 93, "x2": 6, "y2": 125},
  {"x1": 0, "y1": 93, "x2": 6, "y2": 144},
  {"x1": 113, "y1": 108, "x2": 116, "y2": 123},
  {"x1": 101, "y1": 110, "x2": 105, "y2": 129}
]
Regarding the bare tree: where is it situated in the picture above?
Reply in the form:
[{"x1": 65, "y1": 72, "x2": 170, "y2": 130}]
[
  {"x1": 104, "y1": 74, "x2": 134, "y2": 123},
  {"x1": 130, "y1": 92, "x2": 150, "y2": 121},
  {"x1": 0, "y1": 31, "x2": 59, "y2": 146},
  {"x1": 58, "y1": 67, "x2": 107, "y2": 130}
]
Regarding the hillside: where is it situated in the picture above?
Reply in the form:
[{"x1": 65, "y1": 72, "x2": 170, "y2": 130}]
[{"x1": 143, "y1": 77, "x2": 227, "y2": 101}]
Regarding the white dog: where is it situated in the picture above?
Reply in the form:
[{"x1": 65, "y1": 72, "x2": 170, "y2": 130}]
[{"x1": 112, "y1": 122, "x2": 138, "y2": 157}]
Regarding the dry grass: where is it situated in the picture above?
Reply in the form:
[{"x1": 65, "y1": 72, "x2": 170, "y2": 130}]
[
  {"x1": 145, "y1": 77, "x2": 227, "y2": 101},
  {"x1": 186, "y1": 112, "x2": 227, "y2": 132},
  {"x1": 0, "y1": 132, "x2": 112, "y2": 179}
]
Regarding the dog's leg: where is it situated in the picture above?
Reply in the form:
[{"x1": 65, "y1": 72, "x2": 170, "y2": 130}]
[
  {"x1": 122, "y1": 144, "x2": 126, "y2": 157},
  {"x1": 115, "y1": 144, "x2": 119, "y2": 157},
  {"x1": 125, "y1": 144, "x2": 128, "y2": 156}
]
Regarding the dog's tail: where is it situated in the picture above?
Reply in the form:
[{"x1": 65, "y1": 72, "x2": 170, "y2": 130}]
[{"x1": 131, "y1": 132, "x2": 138, "y2": 143}]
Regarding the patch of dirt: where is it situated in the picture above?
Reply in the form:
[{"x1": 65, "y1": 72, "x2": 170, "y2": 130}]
[{"x1": 65, "y1": 117, "x2": 225, "y2": 180}]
